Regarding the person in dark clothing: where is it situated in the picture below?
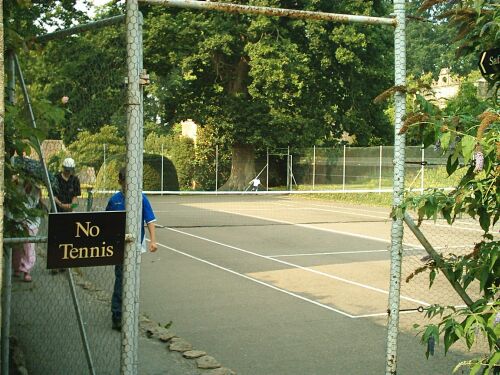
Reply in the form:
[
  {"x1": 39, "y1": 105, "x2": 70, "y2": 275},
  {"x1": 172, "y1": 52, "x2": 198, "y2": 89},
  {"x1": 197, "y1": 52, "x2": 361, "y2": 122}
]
[
  {"x1": 106, "y1": 167, "x2": 157, "y2": 331},
  {"x1": 54, "y1": 157, "x2": 81, "y2": 212}
]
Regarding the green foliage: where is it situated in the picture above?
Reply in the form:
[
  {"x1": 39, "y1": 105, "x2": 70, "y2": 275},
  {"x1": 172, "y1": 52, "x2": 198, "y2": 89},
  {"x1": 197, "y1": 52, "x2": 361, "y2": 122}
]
[
  {"x1": 144, "y1": 132, "x2": 196, "y2": 189},
  {"x1": 406, "y1": 0, "x2": 476, "y2": 79},
  {"x1": 400, "y1": 1, "x2": 500, "y2": 374},
  {"x1": 143, "y1": 0, "x2": 394, "y2": 150},
  {"x1": 68, "y1": 125, "x2": 126, "y2": 171},
  {"x1": 4, "y1": 97, "x2": 65, "y2": 237},
  {"x1": 192, "y1": 124, "x2": 232, "y2": 190},
  {"x1": 94, "y1": 154, "x2": 179, "y2": 191},
  {"x1": 399, "y1": 2, "x2": 500, "y2": 371},
  {"x1": 22, "y1": 19, "x2": 127, "y2": 143}
]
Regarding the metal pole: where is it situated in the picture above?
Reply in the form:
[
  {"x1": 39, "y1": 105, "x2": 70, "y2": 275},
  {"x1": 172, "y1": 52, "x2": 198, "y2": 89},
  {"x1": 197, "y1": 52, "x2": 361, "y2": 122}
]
[
  {"x1": 403, "y1": 214, "x2": 473, "y2": 307},
  {"x1": 215, "y1": 144, "x2": 218, "y2": 192},
  {"x1": 15, "y1": 53, "x2": 96, "y2": 375},
  {"x1": 342, "y1": 145, "x2": 346, "y2": 191},
  {"x1": 161, "y1": 143, "x2": 164, "y2": 194},
  {"x1": 420, "y1": 146, "x2": 425, "y2": 194},
  {"x1": 290, "y1": 154, "x2": 293, "y2": 192},
  {"x1": 379, "y1": 145, "x2": 383, "y2": 192},
  {"x1": 1, "y1": 248, "x2": 12, "y2": 375},
  {"x1": 103, "y1": 143, "x2": 107, "y2": 188},
  {"x1": 312, "y1": 145, "x2": 316, "y2": 190},
  {"x1": 0, "y1": 11, "x2": 5, "y2": 373},
  {"x1": 7, "y1": 51, "x2": 15, "y2": 104},
  {"x1": 286, "y1": 146, "x2": 291, "y2": 190},
  {"x1": 14, "y1": 55, "x2": 57, "y2": 212},
  {"x1": 123, "y1": 3, "x2": 143, "y2": 373},
  {"x1": 266, "y1": 148, "x2": 269, "y2": 191},
  {"x1": 385, "y1": 1, "x2": 406, "y2": 373},
  {"x1": 140, "y1": 0, "x2": 396, "y2": 26},
  {"x1": 134, "y1": 12, "x2": 145, "y2": 368},
  {"x1": 1, "y1": 51, "x2": 13, "y2": 374},
  {"x1": 35, "y1": 15, "x2": 126, "y2": 43}
]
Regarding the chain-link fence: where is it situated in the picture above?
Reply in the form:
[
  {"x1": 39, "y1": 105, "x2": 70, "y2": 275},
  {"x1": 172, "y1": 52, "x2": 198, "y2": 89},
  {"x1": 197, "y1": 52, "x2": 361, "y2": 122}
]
[
  {"x1": 5, "y1": 14, "x2": 128, "y2": 375},
  {"x1": 83, "y1": 143, "x2": 454, "y2": 193},
  {"x1": 397, "y1": 212, "x2": 493, "y2": 371}
]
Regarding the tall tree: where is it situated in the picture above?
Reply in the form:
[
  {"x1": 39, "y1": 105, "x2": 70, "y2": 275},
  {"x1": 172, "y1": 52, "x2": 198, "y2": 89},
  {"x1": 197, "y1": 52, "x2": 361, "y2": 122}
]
[
  {"x1": 143, "y1": 0, "x2": 394, "y2": 189},
  {"x1": 406, "y1": 0, "x2": 476, "y2": 78}
]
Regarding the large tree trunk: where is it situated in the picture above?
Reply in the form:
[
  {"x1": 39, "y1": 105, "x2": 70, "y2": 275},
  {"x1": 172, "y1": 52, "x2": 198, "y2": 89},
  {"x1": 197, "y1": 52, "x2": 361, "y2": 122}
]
[{"x1": 219, "y1": 144, "x2": 256, "y2": 191}]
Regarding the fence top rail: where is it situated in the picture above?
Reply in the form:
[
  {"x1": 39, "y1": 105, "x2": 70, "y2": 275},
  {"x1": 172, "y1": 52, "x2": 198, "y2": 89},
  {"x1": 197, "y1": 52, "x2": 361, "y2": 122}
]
[
  {"x1": 34, "y1": 14, "x2": 126, "y2": 43},
  {"x1": 140, "y1": 0, "x2": 396, "y2": 26}
]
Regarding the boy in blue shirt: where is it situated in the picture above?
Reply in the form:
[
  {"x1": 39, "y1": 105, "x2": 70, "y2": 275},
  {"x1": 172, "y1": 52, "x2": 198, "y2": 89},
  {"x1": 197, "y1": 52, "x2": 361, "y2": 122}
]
[{"x1": 106, "y1": 168, "x2": 157, "y2": 331}]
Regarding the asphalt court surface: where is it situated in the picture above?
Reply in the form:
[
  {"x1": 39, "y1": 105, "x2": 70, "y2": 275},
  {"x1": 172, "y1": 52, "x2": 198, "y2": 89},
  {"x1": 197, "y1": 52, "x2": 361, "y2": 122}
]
[{"x1": 140, "y1": 194, "x2": 487, "y2": 374}]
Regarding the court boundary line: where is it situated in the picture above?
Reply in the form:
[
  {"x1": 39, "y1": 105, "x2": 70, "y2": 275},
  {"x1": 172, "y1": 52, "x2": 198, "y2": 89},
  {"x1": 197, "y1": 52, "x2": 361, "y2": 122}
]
[
  {"x1": 156, "y1": 242, "x2": 357, "y2": 318},
  {"x1": 296, "y1": 202, "x2": 494, "y2": 233},
  {"x1": 164, "y1": 226, "x2": 430, "y2": 307},
  {"x1": 268, "y1": 249, "x2": 388, "y2": 257}
]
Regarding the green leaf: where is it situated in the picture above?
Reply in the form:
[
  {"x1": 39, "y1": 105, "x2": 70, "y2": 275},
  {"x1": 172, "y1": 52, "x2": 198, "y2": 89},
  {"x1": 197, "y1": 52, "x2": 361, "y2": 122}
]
[
  {"x1": 429, "y1": 269, "x2": 437, "y2": 288},
  {"x1": 440, "y1": 131, "x2": 451, "y2": 150},
  {"x1": 469, "y1": 362, "x2": 483, "y2": 375},
  {"x1": 446, "y1": 154, "x2": 459, "y2": 175},
  {"x1": 478, "y1": 206, "x2": 491, "y2": 232},
  {"x1": 479, "y1": 266, "x2": 490, "y2": 293},
  {"x1": 460, "y1": 135, "x2": 476, "y2": 164},
  {"x1": 443, "y1": 330, "x2": 458, "y2": 354}
]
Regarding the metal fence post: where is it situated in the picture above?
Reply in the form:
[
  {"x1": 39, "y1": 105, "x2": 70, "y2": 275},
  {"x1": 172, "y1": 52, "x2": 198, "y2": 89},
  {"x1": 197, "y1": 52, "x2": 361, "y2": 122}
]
[
  {"x1": 215, "y1": 144, "x2": 218, "y2": 192},
  {"x1": 1, "y1": 248, "x2": 12, "y2": 375},
  {"x1": 123, "y1": 2, "x2": 143, "y2": 374},
  {"x1": 312, "y1": 145, "x2": 316, "y2": 190},
  {"x1": 286, "y1": 146, "x2": 290, "y2": 190},
  {"x1": 379, "y1": 145, "x2": 383, "y2": 192},
  {"x1": 161, "y1": 143, "x2": 164, "y2": 194},
  {"x1": 103, "y1": 143, "x2": 107, "y2": 188},
  {"x1": 266, "y1": 148, "x2": 269, "y2": 191},
  {"x1": 342, "y1": 144, "x2": 346, "y2": 191},
  {"x1": 385, "y1": 0, "x2": 406, "y2": 373},
  {"x1": 420, "y1": 146, "x2": 425, "y2": 193}
]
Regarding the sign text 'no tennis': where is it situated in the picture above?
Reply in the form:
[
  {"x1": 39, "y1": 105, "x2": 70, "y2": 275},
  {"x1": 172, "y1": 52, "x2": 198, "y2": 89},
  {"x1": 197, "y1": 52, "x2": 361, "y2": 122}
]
[{"x1": 47, "y1": 211, "x2": 126, "y2": 269}]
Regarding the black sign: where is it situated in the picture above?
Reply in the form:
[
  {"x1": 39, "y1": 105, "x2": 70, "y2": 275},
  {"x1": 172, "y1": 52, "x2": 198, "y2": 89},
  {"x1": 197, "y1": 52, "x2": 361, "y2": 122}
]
[
  {"x1": 47, "y1": 211, "x2": 126, "y2": 269},
  {"x1": 478, "y1": 48, "x2": 500, "y2": 75}
]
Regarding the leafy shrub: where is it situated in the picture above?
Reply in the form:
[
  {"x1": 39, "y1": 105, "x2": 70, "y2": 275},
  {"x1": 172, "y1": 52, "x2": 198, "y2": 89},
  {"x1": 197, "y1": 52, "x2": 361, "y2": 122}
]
[{"x1": 95, "y1": 153, "x2": 179, "y2": 191}]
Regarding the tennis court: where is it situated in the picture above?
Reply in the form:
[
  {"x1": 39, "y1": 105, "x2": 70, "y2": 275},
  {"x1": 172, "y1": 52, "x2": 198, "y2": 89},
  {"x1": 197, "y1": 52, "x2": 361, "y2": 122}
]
[{"x1": 139, "y1": 194, "x2": 486, "y2": 374}]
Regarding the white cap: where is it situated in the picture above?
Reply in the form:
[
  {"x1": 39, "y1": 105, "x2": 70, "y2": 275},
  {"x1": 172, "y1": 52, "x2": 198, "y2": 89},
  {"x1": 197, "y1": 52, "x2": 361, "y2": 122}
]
[{"x1": 62, "y1": 157, "x2": 76, "y2": 169}]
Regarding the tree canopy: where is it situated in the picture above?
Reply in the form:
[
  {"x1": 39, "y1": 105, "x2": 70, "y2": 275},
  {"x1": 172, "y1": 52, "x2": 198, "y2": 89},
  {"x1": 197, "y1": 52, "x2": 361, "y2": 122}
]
[{"x1": 143, "y1": 0, "x2": 394, "y2": 150}]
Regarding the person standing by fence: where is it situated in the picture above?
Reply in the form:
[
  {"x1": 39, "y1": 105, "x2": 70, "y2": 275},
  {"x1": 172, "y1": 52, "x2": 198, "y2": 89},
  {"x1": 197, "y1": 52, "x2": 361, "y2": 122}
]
[
  {"x1": 54, "y1": 157, "x2": 81, "y2": 212},
  {"x1": 106, "y1": 167, "x2": 158, "y2": 331}
]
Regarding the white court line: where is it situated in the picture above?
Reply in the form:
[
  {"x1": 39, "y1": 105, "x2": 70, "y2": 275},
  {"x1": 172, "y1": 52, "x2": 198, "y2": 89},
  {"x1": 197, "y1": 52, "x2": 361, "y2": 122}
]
[
  {"x1": 156, "y1": 242, "x2": 356, "y2": 318},
  {"x1": 215, "y1": 208, "x2": 392, "y2": 244},
  {"x1": 213, "y1": 208, "x2": 423, "y2": 249},
  {"x1": 353, "y1": 310, "x2": 420, "y2": 319},
  {"x1": 287, "y1": 201, "x2": 493, "y2": 234},
  {"x1": 165, "y1": 226, "x2": 430, "y2": 307},
  {"x1": 268, "y1": 249, "x2": 388, "y2": 258}
]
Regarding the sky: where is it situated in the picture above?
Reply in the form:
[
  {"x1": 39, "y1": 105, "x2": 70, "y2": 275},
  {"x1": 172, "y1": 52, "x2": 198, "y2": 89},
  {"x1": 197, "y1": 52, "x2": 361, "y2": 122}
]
[{"x1": 75, "y1": 0, "x2": 114, "y2": 16}]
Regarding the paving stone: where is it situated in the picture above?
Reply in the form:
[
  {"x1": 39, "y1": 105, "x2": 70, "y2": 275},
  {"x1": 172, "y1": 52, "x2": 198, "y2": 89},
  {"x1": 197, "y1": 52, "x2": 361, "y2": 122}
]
[
  {"x1": 183, "y1": 350, "x2": 207, "y2": 359},
  {"x1": 158, "y1": 331, "x2": 177, "y2": 342},
  {"x1": 196, "y1": 355, "x2": 221, "y2": 369},
  {"x1": 169, "y1": 338, "x2": 193, "y2": 352},
  {"x1": 205, "y1": 368, "x2": 236, "y2": 375}
]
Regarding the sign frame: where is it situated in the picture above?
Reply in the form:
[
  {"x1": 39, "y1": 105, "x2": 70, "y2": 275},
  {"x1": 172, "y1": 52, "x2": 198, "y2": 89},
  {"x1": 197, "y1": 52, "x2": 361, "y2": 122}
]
[{"x1": 47, "y1": 211, "x2": 126, "y2": 269}]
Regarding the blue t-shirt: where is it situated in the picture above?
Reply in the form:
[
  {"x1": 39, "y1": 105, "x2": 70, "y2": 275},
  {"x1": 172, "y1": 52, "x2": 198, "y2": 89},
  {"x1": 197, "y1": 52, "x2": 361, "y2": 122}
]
[{"x1": 105, "y1": 191, "x2": 156, "y2": 242}]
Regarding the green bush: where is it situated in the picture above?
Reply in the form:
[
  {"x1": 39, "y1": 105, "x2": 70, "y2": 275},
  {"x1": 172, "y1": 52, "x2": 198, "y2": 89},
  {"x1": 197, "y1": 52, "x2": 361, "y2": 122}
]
[
  {"x1": 95, "y1": 153, "x2": 179, "y2": 191},
  {"x1": 145, "y1": 132, "x2": 195, "y2": 189}
]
